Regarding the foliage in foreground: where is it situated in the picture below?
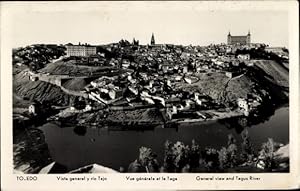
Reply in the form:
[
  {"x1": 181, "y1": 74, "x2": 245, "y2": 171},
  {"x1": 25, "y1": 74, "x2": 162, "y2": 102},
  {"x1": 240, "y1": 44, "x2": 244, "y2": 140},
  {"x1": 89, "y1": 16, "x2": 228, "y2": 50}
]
[{"x1": 128, "y1": 130, "x2": 287, "y2": 173}]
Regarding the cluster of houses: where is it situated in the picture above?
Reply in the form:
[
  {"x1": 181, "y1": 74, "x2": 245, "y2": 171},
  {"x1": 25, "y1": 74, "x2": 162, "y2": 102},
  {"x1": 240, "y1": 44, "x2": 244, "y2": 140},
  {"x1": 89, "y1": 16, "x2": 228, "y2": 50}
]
[
  {"x1": 25, "y1": 41, "x2": 270, "y2": 119},
  {"x1": 13, "y1": 44, "x2": 66, "y2": 70},
  {"x1": 59, "y1": 41, "x2": 270, "y2": 120},
  {"x1": 63, "y1": 41, "x2": 259, "y2": 75},
  {"x1": 237, "y1": 95, "x2": 263, "y2": 116},
  {"x1": 105, "y1": 42, "x2": 259, "y2": 78},
  {"x1": 83, "y1": 65, "x2": 216, "y2": 120}
]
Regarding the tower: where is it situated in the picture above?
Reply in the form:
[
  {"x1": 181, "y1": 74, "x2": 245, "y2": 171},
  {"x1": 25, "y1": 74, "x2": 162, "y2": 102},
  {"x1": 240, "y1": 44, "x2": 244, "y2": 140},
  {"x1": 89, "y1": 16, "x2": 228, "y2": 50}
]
[
  {"x1": 227, "y1": 31, "x2": 232, "y2": 45},
  {"x1": 151, "y1": 33, "x2": 155, "y2": 45},
  {"x1": 246, "y1": 30, "x2": 251, "y2": 45}
]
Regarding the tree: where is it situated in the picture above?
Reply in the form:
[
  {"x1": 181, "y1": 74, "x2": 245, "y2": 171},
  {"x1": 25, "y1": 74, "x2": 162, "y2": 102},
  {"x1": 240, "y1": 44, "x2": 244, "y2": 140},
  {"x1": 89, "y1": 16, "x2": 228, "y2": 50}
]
[
  {"x1": 202, "y1": 148, "x2": 219, "y2": 171},
  {"x1": 226, "y1": 134, "x2": 238, "y2": 168},
  {"x1": 258, "y1": 138, "x2": 278, "y2": 169},
  {"x1": 189, "y1": 139, "x2": 201, "y2": 169},
  {"x1": 172, "y1": 141, "x2": 190, "y2": 172},
  {"x1": 227, "y1": 134, "x2": 236, "y2": 146},
  {"x1": 227, "y1": 143, "x2": 238, "y2": 168},
  {"x1": 162, "y1": 140, "x2": 176, "y2": 172},
  {"x1": 240, "y1": 129, "x2": 254, "y2": 162},
  {"x1": 138, "y1": 147, "x2": 159, "y2": 172},
  {"x1": 218, "y1": 147, "x2": 228, "y2": 169}
]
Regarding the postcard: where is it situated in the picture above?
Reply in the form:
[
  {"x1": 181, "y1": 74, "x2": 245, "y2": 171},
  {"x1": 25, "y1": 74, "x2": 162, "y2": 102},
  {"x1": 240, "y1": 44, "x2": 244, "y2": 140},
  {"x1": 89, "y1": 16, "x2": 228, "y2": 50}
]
[{"x1": 1, "y1": 1, "x2": 299, "y2": 190}]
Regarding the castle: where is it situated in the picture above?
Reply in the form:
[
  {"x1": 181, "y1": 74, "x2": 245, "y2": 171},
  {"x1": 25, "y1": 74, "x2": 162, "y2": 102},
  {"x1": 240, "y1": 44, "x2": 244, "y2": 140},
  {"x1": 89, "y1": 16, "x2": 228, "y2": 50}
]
[{"x1": 227, "y1": 31, "x2": 251, "y2": 45}]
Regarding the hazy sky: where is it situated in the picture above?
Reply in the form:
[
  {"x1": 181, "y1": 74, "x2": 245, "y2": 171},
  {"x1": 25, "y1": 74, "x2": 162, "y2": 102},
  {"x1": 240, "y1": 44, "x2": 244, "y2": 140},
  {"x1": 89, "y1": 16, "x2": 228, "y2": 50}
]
[{"x1": 4, "y1": 1, "x2": 289, "y2": 48}]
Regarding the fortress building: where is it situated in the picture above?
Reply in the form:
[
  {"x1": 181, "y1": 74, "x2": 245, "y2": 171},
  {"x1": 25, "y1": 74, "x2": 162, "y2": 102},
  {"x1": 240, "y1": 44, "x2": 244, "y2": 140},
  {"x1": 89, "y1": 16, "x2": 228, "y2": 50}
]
[{"x1": 227, "y1": 31, "x2": 251, "y2": 45}]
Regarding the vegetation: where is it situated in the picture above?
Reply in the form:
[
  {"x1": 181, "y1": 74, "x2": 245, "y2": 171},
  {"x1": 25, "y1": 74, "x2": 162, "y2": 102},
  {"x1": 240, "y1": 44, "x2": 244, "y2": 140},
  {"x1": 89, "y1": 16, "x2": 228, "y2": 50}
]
[
  {"x1": 128, "y1": 147, "x2": 160, "y2": 172},
  {"x1": 128, "y1": 133, "x2": 288, "y2": 173}
]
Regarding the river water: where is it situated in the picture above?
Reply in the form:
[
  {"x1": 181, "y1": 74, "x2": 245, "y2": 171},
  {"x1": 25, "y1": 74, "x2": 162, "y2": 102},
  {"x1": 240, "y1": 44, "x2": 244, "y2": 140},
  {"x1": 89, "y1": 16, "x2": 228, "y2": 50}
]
[{"x1": 38, "y1": 106, "x2": 289, "y2": 171}]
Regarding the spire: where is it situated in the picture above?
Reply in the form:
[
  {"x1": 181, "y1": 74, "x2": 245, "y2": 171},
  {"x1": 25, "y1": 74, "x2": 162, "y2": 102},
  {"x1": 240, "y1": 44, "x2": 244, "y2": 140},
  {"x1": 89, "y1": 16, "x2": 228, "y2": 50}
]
[
  {"x1": 248, "y1": 30, "x2": 251, "y2": 36},
  {"x1": 151, "y1": 33, "x2": 155, "y2": 45},
  {"x1": 228, "y1": 31, "x2": 231, "y2": 36}
]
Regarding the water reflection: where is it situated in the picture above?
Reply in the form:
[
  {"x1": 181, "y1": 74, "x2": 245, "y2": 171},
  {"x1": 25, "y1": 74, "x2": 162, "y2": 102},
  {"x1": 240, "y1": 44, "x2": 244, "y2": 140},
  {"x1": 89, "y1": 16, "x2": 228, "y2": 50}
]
[
  {"x1": 218, "y1": 103, "x2": 277, "y2": 134},
  {"x1": 38, "y1": 106, "x2": 289, "y2": 171},
  {"x1": 73, "y1": 126, "x2": 87, "y2": 136}
]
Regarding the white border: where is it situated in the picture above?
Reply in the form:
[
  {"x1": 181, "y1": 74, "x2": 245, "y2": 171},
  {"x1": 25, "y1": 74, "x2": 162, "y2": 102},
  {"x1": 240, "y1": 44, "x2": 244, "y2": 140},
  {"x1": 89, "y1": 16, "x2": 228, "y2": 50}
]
[{"x1": 1, "y1": 1, "x2": 299, "y2": 190}]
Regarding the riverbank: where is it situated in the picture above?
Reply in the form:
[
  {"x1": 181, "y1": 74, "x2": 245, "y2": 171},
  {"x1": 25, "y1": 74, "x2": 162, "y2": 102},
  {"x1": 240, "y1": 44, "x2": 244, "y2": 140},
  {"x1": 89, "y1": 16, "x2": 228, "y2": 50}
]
[
  {"x1": 174, "y1": 109, "x2": 243, "y2": 124},
  {"x1": 49, "y1": 104, "x2": 245, "y2": 128},
  {"x1": 14, "y1": 105, "x2": 289, "y2": 173}
]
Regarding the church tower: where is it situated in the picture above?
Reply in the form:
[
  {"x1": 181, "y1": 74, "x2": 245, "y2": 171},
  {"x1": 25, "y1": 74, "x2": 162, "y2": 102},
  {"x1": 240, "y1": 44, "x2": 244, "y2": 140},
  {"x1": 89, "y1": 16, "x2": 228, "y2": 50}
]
[
  {"x1": 151, "y1": 33, "x2": 155, "y2": 45},
  {"x1": 227, "y1": 31, "x2": 232, "y2": 45},
  {"x1": 246, "y1": 30, "x2": 251, "y2": 45}
]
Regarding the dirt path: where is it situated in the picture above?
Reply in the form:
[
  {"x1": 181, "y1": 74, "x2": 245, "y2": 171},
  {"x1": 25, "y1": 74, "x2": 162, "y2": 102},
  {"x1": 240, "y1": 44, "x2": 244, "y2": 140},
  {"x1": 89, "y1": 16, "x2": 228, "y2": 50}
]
[{"x1": 219, "y1": 73, "x2": 245, "y2": 104}]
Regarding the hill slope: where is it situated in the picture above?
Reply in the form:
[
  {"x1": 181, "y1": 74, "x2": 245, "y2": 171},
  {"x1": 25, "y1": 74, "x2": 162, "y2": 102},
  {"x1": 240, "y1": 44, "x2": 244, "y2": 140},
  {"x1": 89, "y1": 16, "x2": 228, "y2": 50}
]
[
  {"x1": 14, "y1": 71, "x2": 76, "y2": 106},
  {"x1": 178, "y1": 60, "x2": 288, "y2": 106}
]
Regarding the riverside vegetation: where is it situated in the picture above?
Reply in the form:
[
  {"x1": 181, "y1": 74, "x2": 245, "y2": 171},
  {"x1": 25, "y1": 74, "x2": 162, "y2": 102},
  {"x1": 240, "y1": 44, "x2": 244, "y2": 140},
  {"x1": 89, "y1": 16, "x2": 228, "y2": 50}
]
[{"x1": 127, "y1": 131, "x2": 288, "y2": 173}]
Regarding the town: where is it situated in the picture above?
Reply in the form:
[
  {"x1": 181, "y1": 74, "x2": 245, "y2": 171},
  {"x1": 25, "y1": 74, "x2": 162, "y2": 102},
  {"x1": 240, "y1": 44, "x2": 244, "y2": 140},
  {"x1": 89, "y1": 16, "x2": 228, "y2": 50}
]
[
  {"x1": 12, "y1": 32, "x2": 289, "y2": 174},
  {"x1": 13, "y1": 32, "x2": 289, "y2": 128}
]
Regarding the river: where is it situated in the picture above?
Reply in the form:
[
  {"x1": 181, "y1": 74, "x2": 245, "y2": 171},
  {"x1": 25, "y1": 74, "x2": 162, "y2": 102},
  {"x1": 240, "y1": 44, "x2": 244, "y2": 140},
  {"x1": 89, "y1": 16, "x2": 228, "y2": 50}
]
[{"x1": 38, "y1": 106, "x2": 289, "y2": 171}]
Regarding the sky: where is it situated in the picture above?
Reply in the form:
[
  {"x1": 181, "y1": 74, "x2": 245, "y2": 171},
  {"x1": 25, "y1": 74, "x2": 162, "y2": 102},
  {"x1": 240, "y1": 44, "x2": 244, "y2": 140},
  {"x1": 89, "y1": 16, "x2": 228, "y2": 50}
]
[{"x1": 4, "y1": 1, "x2": 289, "y2": 48}]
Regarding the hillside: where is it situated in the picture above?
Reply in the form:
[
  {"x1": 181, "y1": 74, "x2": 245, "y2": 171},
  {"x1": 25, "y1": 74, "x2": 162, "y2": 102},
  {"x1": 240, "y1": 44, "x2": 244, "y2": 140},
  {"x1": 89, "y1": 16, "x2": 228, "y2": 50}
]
[
  {"x1": 13, "y1": 71, "x2": 77, "y2": 106},
  {"x1": 254, "y1": 60, "x2": 289, "y2": 88},
  {"x1": 61, "y1": 78, "x2": 91, "y2": 91},
  {"x1": 178, "y1": 60, "x2": 288, "y2": 106},
  {"x1": 39, "y1": 60, "x2": 113, "y2": 76}
]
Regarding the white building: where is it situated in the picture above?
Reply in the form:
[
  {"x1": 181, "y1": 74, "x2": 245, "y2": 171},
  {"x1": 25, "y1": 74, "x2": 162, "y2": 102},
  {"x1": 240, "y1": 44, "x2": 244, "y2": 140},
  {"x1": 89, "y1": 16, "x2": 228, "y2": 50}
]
[
  {"x1": 65, "y1": 44, "x2": 96, "y2": 57},
  {"x1": 28, "y1": 104, "x2": 36, "y2": 114},
  {"x1": 237, "y1": 54, "x2": 250, "y2": 60},
  {"x1": 237, "y1": 98, "x2": 249, "y2": 116}
]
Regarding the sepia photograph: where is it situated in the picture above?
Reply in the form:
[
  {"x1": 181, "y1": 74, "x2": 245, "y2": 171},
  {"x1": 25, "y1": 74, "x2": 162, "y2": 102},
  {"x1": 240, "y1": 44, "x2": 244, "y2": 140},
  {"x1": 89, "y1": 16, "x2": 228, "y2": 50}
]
[
  {"x1": 9, "y1": 2, "x2": 292, "y2": 175},
  {"x1": 2, "y1": 1, "x2": 300, "y2": 190}
]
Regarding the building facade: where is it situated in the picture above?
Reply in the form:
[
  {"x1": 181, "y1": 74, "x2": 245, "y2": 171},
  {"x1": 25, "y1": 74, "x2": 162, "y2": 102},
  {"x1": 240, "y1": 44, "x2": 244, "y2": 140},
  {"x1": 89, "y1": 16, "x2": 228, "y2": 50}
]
[
  {"x1": 227, "y1": 31, "x2": 251, "y2": 45},
  {"x1": 66, "y1": 44, "x2": 97, "y2": 57},
  {"x1": 237, "y1": 54, "x2": 250, "y2": 60}
]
